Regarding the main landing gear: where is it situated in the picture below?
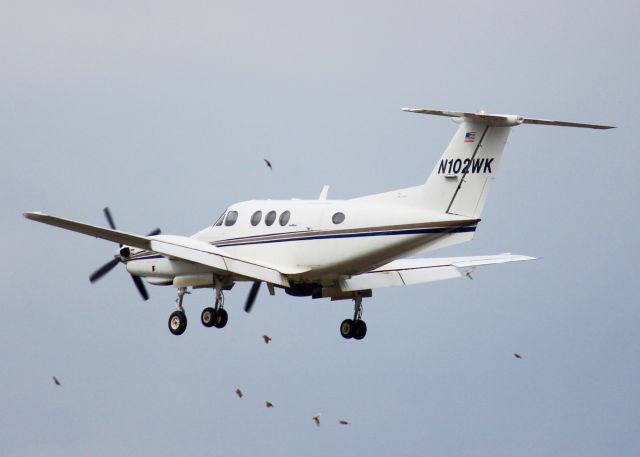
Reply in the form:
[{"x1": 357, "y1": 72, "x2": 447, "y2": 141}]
[
  {"x1": 340, "y1": 294, "x2": 367, "y2": 340},
  {"x1": 200, "y1": 279, "x2": 228, "y2": 329},
  {"x1": 167, "y1": 279, "x2": 229, "y2": 336}
]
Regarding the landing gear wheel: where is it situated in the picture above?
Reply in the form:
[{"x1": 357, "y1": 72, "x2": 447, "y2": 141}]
[
  {"x1": 201, "y1": 307, "x2": 216, "y2": 328},
  {"x1": 168, "y1": 310, "x2": 187, "y2": 335},
  {"x1": 213, "y1": 308, "x2": 228, "y2": 328},
  {"x1": 340, "y1": 319, "x2": 354, "y2": 339},
  {"x1": 353, "y1": 320, "x2": 367, "y2": 340}
]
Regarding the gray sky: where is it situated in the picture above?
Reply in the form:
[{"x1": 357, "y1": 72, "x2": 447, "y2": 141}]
[{"x1": 1, "y1": 0, "x2": 638, "y2": 456}]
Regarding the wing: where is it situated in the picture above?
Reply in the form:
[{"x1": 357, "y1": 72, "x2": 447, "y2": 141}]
[
  {"x1": 24, "y1": 212, "x2": 290, "y2": 287},
  {"x1": 339, "y1": 253, "x2": 535, "y2": 291}
]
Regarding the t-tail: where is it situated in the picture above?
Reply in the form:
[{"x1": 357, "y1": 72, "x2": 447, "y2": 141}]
[{"x1": 405, "y1": 108, "x2": 615, "y2": 219}]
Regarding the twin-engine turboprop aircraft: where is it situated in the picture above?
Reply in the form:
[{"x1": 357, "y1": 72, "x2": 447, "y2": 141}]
[{"x1": 24, "y1": 108, "x2": 614, "y2": 340}]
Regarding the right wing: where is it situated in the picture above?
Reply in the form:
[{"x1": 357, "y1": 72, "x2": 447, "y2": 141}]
[
  {"x1": 23, "y1": 212, "x2": 290, "y2": 287},
  {"x1": 339, "y1": 253, "x2": 535, "y2": 291}
]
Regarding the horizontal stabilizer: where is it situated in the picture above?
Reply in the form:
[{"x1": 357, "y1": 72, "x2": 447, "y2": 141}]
[{"x1": 403, "y1": 108, "x2": 615, "y2": 129}]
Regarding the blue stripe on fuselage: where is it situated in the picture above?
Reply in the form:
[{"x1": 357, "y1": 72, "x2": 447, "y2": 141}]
[
  {"x1": 124, "y1": 225, "x2": 476, "y2": 262},
  {"x1": 216, "y1": 226, "x2": 476, "y2": 247}
]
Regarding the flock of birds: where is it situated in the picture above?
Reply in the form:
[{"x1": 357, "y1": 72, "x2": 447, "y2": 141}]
[
  {"x1": 50, "y1": 333, "x2": 358, "y2": 428},
  {"x1": 233, "y1": 335, "x2": 351, "y2": 428},
  {"x1": 51, "y1": 339, "x2": 524, "y2": 427}
]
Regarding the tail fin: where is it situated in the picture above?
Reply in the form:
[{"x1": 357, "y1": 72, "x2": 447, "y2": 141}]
[{"x1": 405, "y1": 108, "x2": 614, "y2": 218}]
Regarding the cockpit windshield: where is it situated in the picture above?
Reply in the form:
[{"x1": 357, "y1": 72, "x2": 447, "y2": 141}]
[{"x1": 213, "y1": 210, "x2": 226, "y2": 227}]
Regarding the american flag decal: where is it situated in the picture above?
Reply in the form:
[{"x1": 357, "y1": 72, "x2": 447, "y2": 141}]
[{"x1": 464, "y1": 131, "x2": 476, "y2": 142}]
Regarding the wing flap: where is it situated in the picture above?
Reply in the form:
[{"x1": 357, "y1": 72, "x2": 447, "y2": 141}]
[
  {"x1": 149, "y1": 235, "x2": 289, "y2": 286},
  {"x1": 339, "y1": 253, "x2": 534, "y2": 291},
  {"x1": 340, "y1": 266, "x2": 459, "y2": 291}
]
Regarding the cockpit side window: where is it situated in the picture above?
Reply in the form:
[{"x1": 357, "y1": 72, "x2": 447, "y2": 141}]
[
  {"x1": 214, "y1": 211, "x2": 226, "y2": 227},
  {"x1": 224, "y1": 210, "x2": 239, "y2": 226}
]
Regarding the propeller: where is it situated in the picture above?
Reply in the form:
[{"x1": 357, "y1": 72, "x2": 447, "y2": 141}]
[
  {"x1": 88, "y1": 207, "x2": 160, "y2": 301},
  {"x1": 244, "y1": 281, "x2": 262, "y2": 313},
  {"x1": 103, "y1": 207, "x2": 116, "y2": 230},
  {"x1": 89, "y1": 257, "x2": 120, "y2": 283}
]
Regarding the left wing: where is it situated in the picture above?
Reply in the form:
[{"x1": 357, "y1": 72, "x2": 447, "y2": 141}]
[
  {"x1": 339, "y1": 253, "x2": 535, "y2": 291},
  {"x1": 23, "y1": 212, "x2": 291, "y2": 286}
]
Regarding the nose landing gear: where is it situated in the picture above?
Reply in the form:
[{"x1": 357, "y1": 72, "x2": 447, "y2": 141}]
[{"x1": 168, "y1": 287, "x2": 189, "y2": 335}]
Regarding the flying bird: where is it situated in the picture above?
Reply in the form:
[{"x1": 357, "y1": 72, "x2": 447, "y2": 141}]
[
  {"x1": 339, "y1": 420, "x2": 349, "y2": 425},
  {"x1": 52, "y1": 376, "x2": 61, "y2": 386},
  {"x1": 262, "y1": 335, "x2": 272, "y2": 344},
  {"x1": 263, "y1": 158, "x2": 272, "y2": 171},
  {"x1": 312, "y1": 414, "x2": 321, "y2": 427},
  {"x1": 464, "y1": 266, "x2": 476, "y2": 280},
  {"x1": 265, "y1": 401, "x2": 274, "y2": 408},
  {"x1": 235, "y1": 388, "x2": 243, "y2": 398},
  {"x1": 514, "y1": 353, "x2": 523, "y2": 359}
]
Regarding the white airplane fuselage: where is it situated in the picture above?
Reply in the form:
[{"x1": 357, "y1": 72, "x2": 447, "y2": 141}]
[{"x1": 126, "y1": 197, "x2": 478, "y2": 287}]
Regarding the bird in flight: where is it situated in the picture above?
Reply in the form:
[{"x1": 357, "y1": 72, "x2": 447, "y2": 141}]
[
  {"x1": 265, "y1": 401, "x2": 274, "y2": 408},
  {"x1": 235, "y1": 388, "x2": 243, "y2": 398},
  {"x1": 312, "y1": 414, "x2": 321, "y2": 427},
  {"x1": 339, "y1": 420, "x2": 349, "y2": 425},
  {"x1": 262, "y1": 335, "x2": 272, "y2": 344},
  {"x1": 264, "y1": 158, "x2": 272, "y2": 171},
  {"x1": 52, "y1": 376, "x2": 61, "y2": 386},
  {"x1": 464, "y1": 266, "x2": 476, "y2": 280},
  {"x1": 514, "y1": 353, "x2": 523, "y2": 359}
]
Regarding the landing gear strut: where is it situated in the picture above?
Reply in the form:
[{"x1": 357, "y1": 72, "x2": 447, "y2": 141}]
[
  {"x1": 201, "y1": 277, "x2": 228, "y2": 329},
  {"x1": 168, "y1": 287, "x2": 189, "y2": 335},
  {"x1": 340, "y1": 293, "x2": 367, "y2": 340}
]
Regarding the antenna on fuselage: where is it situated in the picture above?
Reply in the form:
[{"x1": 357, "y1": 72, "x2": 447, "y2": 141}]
[{"x1": 318, "y1": 185, "x2": 330, "y2": 201}]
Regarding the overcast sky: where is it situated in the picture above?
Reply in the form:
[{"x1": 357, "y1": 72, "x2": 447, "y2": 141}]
[{"x1": 1, "y1": 1, "x2": 638, "y2": 456}]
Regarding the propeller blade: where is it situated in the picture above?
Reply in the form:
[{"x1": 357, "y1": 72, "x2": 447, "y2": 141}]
[
  {"x1": 146, "y1": 228, "x2": 161, "y2": 236},
  {"x1": 103, "y1": 207, "x2": 116, "y2": 230},
  {"x1": 89, "y1": 257, "x2": 120, "y2": 283},
  {"x1": 244, "y1": 281, "x2": 262, "y2": 313},
  {"x1": 131, "y1": 274, "x2": 149, "y2": 301}
]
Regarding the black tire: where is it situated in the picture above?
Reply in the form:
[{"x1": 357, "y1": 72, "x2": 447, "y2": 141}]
[
  {"x1": 340, "y1": 319, "x2": 354, "y2": 339},
  {"x1": 168, "y1": 310, "x2": 187, "y2": 335},
  {"x1": 201, "y1": 307, "x2": 216, "y2": 327},
  {"x1": 353, "y1": 320, "x2": 367, "y2": 340},
  {"x1": 213, "y1": 308, "x2": 228, "y2": 328}
]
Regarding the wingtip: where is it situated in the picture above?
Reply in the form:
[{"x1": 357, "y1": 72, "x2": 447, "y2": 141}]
[{"x1": 23, "y1": 211, "x2": 44, "y2": 220}]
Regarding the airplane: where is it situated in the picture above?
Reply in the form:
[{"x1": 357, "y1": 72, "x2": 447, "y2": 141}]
[{"x1": 23, "y1": 108, "x2": 614, "y2": 340}]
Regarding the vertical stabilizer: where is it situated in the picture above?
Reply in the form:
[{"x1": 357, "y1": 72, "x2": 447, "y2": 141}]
[{"x1": 422, "y1": 120, "x2": 510, "y2": 218}]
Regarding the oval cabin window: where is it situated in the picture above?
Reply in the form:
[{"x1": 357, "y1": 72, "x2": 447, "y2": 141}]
[
  {"x1": 279, "y1": 210, "x2": 291, "y2": 226},
  {"x1": 265, "y1": 211, "x2": 276, "y2": 226},
  {"x1": 332, "y1": 212, "x2": 345, "y2": 224},
  {"x1": 250, "y1": 211, "x2": 262, "y2": 226}
]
